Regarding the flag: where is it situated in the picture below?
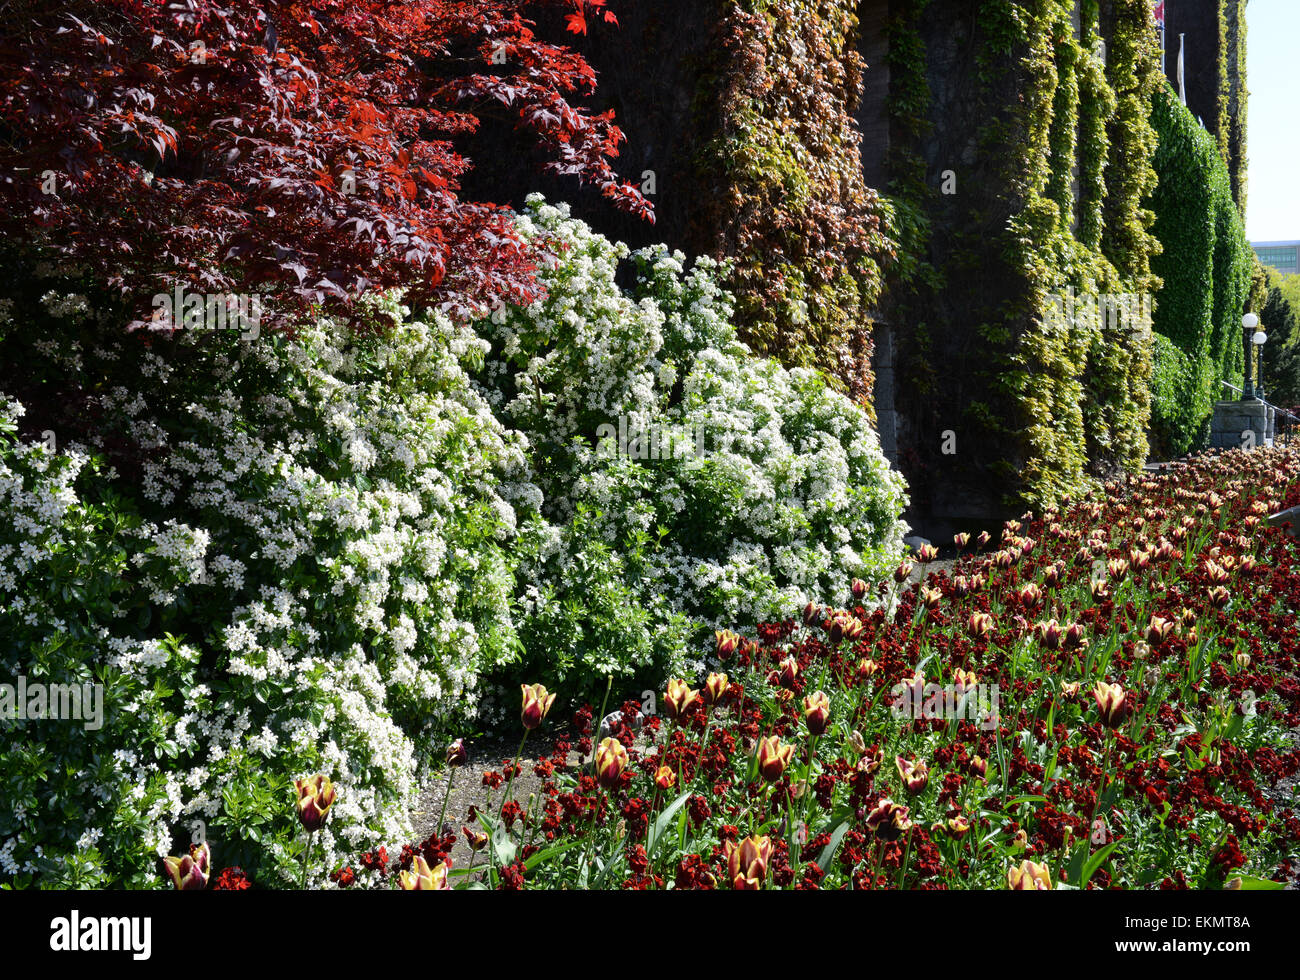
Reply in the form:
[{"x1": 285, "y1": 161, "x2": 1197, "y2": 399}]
[
  {"x1": 1178, "y1": 33, "x2": 1186, "y2": 104},
  {"x1": 1154, "y1": 2, "x2": 1167, "y2": 73}
]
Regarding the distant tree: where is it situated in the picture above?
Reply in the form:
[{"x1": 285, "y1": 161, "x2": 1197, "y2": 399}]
[
  {"x1": 1258, "y1": 268, "x2": 1300, "y2": 406},
  {"x1": 0, "y1": 1, "x2": 647, "y2": 330}
]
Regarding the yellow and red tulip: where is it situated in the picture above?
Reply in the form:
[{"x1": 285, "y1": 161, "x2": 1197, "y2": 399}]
[
  {"x1": 399, "y1": 854, "x2": 451, "y2": 890},
  {"x1": 595, "y1": 736, "x2": 629, "y2": 789},
  {"x1": 725, "y1": 835, "x2": 773, "y2": 890},
  {"x1": 665, "y1": 678, "x2": 699, "y2": 721},
  {"x1": 1092, "y1": 681, "x2": 1128, "y2": 728},
  {"x1": 520, "y1": 683, "x2": 556, "y2": 730},
  {"x1": 294, "y1": 774, "x2": 336, "y2": 832},
  {"x1": 704, "y1": 672, "x2": 729, "y2": 705},
  {"x1": 164, "y1": 842, "x2": 210, "y2": 890},
  {"x1": 865, "y1": 799, "x2": 912, "y2": 841},
  {"x1": 756, "y1": 735, "x2": 795, "y2": 782},
  {"x1": 1006, "y1": 859, "x2": 1052, "y2": 890},
  {"x1": 715, "y1": 629, "x2": 739, "y2": 659},
  {"x1": 803, "y1": 690, "x2": 831, "y2": 736},
  {"x1": 895, "y1": 755, "x2": 929, "y2": 794},
  {"x1": 655, "y1": 765, "x2": 677, "y2": 791}
]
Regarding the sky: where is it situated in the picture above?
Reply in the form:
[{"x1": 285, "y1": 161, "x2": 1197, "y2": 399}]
[{"x1": 1245, "y1": 0, "x2": 1300, "y2": 243}]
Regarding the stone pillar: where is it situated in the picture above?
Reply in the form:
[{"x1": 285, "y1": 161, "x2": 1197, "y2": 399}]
[{"x1": 1210, "y1": 399, "x2": 1270, "y2": 449}]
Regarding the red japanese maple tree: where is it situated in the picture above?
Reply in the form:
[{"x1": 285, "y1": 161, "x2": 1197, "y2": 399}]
[{"x1": 0, "y1": 0, "x2": 645, "y2": 329}]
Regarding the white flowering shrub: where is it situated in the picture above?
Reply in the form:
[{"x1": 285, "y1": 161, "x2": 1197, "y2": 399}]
[
  {"x1": 0, "y1": 291, "x2": 530, "y2": 887},
  {"x1": 0, "y1": 204, "x2": 906, "y2": 886},
  {"x1": 475, "y1": 197, "x2": 909, "y2": 709}
]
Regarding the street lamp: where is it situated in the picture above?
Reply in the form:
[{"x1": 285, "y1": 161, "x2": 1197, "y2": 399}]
[
  {"x1": 1252, "y1": 327, "x2": 1268, "y2": 401},
  {"x1": 1242, "y1": 313, "x2": 1260, "y2": 399}
]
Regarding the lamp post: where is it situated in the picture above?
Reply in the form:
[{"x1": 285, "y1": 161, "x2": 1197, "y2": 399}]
[{"x1": 1242, "y1": 313, "x2": 1261, "y2": 399}]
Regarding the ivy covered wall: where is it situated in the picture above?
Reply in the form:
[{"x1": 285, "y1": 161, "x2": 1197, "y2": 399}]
[
  {"x1": 461, "y1": 1, "x2": 894, "y2": 406},
  {"x1": 883, "y1": 0, "x2": 1162, "y2": 532}
]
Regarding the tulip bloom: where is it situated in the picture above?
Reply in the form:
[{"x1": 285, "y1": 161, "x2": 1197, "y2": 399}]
[
  {"x1": 803, "y1": 691, "x2": 831, "y2": 736},
  {"x1": 856, "y1": 657, "x2": 880, "y2": 681},
  {"x1": 756, "y1": 735, "x2": 795, "y2": 782},
  {"x1": 704, "y1": 672, "x2": 730, "y2": 705},
  {"x1": 1062, "y1": 622, "x2": 1088, "y2": 651},
  {"x1": 1145, "y1": 615, "x2": 1175, "y2": 646},
  {"x1": 953, "y1": 668, "x2": 978, "y2": 694},
  {"x1": 446, "y1": 738, "x2": 468, "y2": 767},
  {"x1": 920, "y1": 586, "x2": 943, "y2": 610},
  {"x1": 1007, "y1": 860, "x2": 1052, "y2": 890},
  {"x1": 851, "y1": 578, "x2": 868, "y2": 600},
  {"x1": 895, "y1": 756, "x2": 929, "y2": 794},
  {"x1": 726, "y1": 835, "x2": 773, "y2": 890},
  {"x1": 893, "y1": 561, "x2": 914, "y2": 583},
  {"x1": 655, "y1": 765, "x2": 677, "y2": 790},
  {"x1": 865, "y1": 800, "x2": 912, "y2": 841},
  {"x1": 859, "y1": 747, "x2": 884, "y2": 775},
  {"x1": 1034, "y1": 619, "x2": 1061, "y2": 650},
  {"x1": 715, "y1": 629, "x2": 739, "y2": 659},
  {"x1": 520, "y1": 683, "x2": 556, "y2": 730},
  {"x1": 802, "y1": 601, "x2": 821, "y2": 626},
  {"x1": 294, "y1": 775, "x2": 336, "y2": 832},
  {"x1": 164, "y1": 842, "x2": 210, "y2": 890},
  {"x1": 777, "y1": 656, "x2": 799, "y2": 690},
  {"x1": 463, "y1": 827, "x2": 489, "y2": 852},
  {"x1": 665, "y1": 678, "x2": 700, "y2": 720},
  {"x1": 916, "y1": 544, "x2": 938, "y2": 562},
  {"x1": 947, "y1": 814, "x2": 972, "y2": 837},
  {"x1": 954, "y1": 532, "x2": 970, "y2": 548},
  {"x1": 967, "y1": 612, "x2": 995, "y2": 639},
  {"x1": 1092, "y1": 681, "x2": 1128, "y2": 728},
  {"x1": 595, "y1": 737, "x2": 629, "y2": 788},
  {"x1": 399, "y1": 854, "x2": 451, "y2": 890}
]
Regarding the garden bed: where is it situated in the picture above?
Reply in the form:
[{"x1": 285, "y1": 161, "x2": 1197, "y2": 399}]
[{"x1": 356, "y1": 446, "x2": 1300, "y2": 889}]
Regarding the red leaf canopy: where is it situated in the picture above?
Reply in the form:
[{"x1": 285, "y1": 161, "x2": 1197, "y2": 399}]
[{"x1": 0, "y1": 0, "x2": 650, "y2": 329}]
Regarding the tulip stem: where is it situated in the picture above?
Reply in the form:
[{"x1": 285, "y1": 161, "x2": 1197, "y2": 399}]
[
  {"x1": 502, "y1": 730, "x2": 529, "y2": 826},
  {"x1": 870, "y1": 839, "x2": 886, "y2": 889},
  {"x1": 437, "y1": 767, "x2": 455, "y2": 837},
  {"x1": 896, "y1": 825, "x2": 915, "y2": 889},
  {"x1": 299, "y1": 829, "x2": 315, "y2": 890},
  {"x1": 592, "y1": 675, "x2": 613, "y2": 768}
]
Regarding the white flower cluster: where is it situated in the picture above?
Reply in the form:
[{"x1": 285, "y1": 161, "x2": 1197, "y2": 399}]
[
  {"x1": 0, "y1": 294, "x2": 530, "y2": 886},
  {"x1": 474, "y1": 196, "x2": 909, "y2": 700}
]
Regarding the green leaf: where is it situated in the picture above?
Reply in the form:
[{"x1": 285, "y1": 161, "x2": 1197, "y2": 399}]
[
  {"x1": 646, "y1": 790, "x2": 692, "y2": 859},
  {"x1": 1226, "y1": 875, "x2": 1285, "y2": 890},
  {"x1": 814, "y1": 819, "x2": 851, "y2": 873}
]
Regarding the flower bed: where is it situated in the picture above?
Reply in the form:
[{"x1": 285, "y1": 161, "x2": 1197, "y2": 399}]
[{"x1": 309, "y1": 446, "x2": 1300, "y2": 889}]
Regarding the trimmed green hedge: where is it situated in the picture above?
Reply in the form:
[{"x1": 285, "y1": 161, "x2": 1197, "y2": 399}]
[{"x1": 1147, "y1": 82, "x2": 1251, "y2": 455}]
